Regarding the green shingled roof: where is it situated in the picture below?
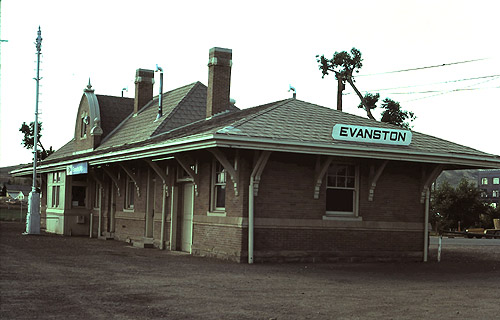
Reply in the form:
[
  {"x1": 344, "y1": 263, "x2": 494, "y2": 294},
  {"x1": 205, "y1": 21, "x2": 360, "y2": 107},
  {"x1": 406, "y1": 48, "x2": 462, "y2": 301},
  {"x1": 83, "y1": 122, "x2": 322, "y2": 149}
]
[{"x1": 35, "y1": 88, "x2": 500, "y2": 171}]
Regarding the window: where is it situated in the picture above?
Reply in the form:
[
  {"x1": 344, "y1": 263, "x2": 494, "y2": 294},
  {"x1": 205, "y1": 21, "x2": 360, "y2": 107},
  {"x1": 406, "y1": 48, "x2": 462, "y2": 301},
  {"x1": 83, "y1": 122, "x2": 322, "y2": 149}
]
[
  {"x1": 493, "y1": 190, "x2": 499, "y2": 198},
  {"x1": 125, "y1": 176, "x2": 135, "y2": 210},
  {"x1": 49, "y1": 171, "x2": 64, "y2": 209},
  {"x1": 51, "y1": 186, "x2": 60, "y2": 207},
  {"x1": 326, "y1": 164, "x2": 358, "y2": 216},
  {"x1": 80, "y1": 114, "x2": 89, "y2": 138},
  {"x1": 211, "y1": 160, "x2": 226, "y2": 211},
  {"x1": 493, "y1": 178, "x2": 499, "y2": 185},
  {"x1": 177, "y1": 163, "x2": 197, "y2": 182},
  {"x1": 480, "y1": 189, "x2": 488, "y2": 198},
  {"x1": 71, "y1": 174, "x2": 87, "y2": 208},
  {"x1": 481, "y1": 177, "x2": 488, "y2": 185}
]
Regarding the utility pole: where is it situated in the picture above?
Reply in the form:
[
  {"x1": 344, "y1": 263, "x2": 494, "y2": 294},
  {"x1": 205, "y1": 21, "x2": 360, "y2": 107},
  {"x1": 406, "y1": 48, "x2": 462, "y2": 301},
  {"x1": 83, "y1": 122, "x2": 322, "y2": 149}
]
[
  {"x1": 25, "y1": 26, "x2": 42, "y2": 235},
  {"x1": 336, "y1": 76, "x2": 344, "y2": 111},
  {"x1": 0, "y1": 0, "x2": 10, "y2": 108}
]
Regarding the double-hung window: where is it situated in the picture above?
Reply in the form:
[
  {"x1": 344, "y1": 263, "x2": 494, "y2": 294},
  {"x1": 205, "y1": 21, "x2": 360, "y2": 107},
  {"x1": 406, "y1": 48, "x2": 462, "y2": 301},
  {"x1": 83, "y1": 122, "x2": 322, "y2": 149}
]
[
  {"x1": 211, "y1": 160, "x2": 226, "y2": 211},
  {"x1": 326, "y1": 164, "x2": 358, "y2": 217},
  {"x1": 49, "y1": 171, "x2": 63, "y2": 209}
]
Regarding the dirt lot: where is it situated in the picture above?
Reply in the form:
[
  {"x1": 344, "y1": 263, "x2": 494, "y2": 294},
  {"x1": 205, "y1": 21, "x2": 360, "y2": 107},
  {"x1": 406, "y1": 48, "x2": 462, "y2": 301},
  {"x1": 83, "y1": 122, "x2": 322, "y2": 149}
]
[{"x1": 1, "y1": 222, "x2": 499, "y2": 320}]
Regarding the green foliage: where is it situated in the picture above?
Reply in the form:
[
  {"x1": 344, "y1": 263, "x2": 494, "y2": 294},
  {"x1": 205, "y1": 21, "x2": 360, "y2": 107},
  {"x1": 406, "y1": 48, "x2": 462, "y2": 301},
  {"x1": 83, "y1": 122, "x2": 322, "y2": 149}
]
[
  {"x1": 380, "y1": 98, "x2": 416, "y2": 129},
  {"x1": 317, "y1": 48, "x2": 416, "y2": 125},
  {"x1": 316, "y1": 47, "x2": 363, "y2": 80},
  {"x1": 19, "y1": 121, "x2": 54, "y2": 160},
  {"x1": 19, "y1": 121, "x2": 42, "y2": 150},
  {"x1": 431, "y1": 178, "x2": 489, "y2": 230},
  {"x1": 357, "y1": 93, "x2": 379, "y2": 111},
  {"x1": 480, "y1": 205, "x2": 500, "y2": 229}
]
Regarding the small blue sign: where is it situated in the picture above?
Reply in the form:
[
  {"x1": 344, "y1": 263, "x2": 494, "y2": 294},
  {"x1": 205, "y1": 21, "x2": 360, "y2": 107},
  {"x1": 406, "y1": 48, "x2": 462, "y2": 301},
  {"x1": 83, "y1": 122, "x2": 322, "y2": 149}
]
[{"x1": 66, "y1": 162, "x2": 88, "y2": 175}]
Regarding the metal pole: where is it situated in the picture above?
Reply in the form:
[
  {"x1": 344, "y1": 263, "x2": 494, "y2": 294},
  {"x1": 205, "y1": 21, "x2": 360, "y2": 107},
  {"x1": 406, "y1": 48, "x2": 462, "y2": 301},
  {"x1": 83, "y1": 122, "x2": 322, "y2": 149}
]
[
  {"x1": 25, "y1": 27, "x2": 42, "y2": 235},
  {"x1": 423, "y1": 188, "x2": 430, "y2": 262},
  {"x1": 437, "y1": 235, "x2": 442, "y2": 262}
]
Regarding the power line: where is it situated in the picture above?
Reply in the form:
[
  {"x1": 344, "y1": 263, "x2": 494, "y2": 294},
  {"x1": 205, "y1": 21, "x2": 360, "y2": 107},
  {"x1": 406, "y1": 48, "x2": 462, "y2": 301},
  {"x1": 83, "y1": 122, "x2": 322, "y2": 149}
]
[
  {"x1": 356, "y1": 58, "x2": 489, "y2": 77},
  {"x1": 402, "y1": 76, "x2": 500, "y2": 103},
  {"x1": 344, "y1": 74, "x2": 500, "y2": 95}
]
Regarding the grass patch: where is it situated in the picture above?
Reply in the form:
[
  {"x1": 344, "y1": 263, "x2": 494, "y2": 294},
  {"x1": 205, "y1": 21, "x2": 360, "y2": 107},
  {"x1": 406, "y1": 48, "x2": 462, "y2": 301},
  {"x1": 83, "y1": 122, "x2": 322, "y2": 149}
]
[{"x1": 0, "y1": 207, "x2": 28, "y2": 222}]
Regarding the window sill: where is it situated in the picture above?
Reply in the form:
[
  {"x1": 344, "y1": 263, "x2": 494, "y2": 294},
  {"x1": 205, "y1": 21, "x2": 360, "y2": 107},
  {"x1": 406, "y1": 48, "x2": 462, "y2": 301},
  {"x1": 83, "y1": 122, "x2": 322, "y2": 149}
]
[
  {"x1": 322, "y1": 215, "x2": 362, "y2": 221},
  {"x1": 207, "y1": 210, "x2": 226, "y2": 217},
  {"x1": 123, "y1": 208, "x2": 135, "y2": 213}
]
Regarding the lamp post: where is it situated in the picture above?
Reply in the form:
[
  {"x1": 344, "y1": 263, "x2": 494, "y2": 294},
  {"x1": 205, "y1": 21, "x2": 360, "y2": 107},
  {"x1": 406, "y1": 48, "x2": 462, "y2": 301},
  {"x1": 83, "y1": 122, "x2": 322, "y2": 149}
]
[{"x1": 25, "y1": 27, "x2": 42, "y2": 235}]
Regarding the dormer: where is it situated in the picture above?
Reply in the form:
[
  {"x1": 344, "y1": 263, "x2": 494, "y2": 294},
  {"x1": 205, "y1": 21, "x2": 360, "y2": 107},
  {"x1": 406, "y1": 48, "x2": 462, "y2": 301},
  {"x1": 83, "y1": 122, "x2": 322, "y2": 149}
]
[{"x1": 74, "y1": 80, "x2": 103, "y2": 152}]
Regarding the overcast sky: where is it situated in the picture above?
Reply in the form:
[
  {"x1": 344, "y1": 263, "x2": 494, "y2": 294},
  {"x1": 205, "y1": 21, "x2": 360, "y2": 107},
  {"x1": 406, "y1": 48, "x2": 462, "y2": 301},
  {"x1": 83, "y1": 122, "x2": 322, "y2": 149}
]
[{"x1": 1, "y1": 0, "x2": 499, "y2": 167}]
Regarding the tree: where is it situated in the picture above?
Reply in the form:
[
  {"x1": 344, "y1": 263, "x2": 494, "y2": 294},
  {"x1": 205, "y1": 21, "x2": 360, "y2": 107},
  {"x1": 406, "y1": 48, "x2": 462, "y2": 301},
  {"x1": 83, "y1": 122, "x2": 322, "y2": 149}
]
[
  {"x1": 0, "y1": 184, "x2": 6, "y2": 197},
  {"x1": 19, "y1": 121, "x2": 54, "y2": 160},
  {"x1": 431, "y1": 179, "x2": 488, "y2": 231},
  {"x1": 357, "y1": 95, "x2": 416, "y2": 129},
  {"x1": 317, "y1": 48, "x2": 375, "y2": 120},
  {"x1": 317, "y1": 48, "x2": 416, "y2": 128}
]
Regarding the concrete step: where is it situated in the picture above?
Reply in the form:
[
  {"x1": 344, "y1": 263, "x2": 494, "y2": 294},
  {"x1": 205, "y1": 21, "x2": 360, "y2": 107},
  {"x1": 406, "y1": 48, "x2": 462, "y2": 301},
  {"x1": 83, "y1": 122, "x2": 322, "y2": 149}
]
[
  {"x1": 132, "y1": 237, "x2": 155, "y2": 248},
  {"x1": 99, "y1": 232, "x2": 114, "y2": 240}
]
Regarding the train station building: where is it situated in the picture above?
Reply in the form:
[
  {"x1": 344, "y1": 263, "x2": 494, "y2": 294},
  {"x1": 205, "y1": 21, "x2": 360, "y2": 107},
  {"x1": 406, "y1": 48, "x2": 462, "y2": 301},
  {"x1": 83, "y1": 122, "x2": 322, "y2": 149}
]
[{"x1": 13, "y1": 47, "x2": 500, "y2": 263}]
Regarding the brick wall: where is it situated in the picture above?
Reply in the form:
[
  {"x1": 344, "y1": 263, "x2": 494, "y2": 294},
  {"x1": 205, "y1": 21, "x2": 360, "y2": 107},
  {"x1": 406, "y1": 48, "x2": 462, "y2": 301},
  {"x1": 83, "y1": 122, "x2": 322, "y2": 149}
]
[{"x1": 78, "y1": 150, "x2": 428, "y2": 263}]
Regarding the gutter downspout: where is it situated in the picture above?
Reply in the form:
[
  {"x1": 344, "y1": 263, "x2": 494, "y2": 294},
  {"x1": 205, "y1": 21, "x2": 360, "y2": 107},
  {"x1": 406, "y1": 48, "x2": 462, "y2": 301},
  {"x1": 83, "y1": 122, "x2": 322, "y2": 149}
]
[
  {"x1": 160, "y1": 183, "x2": 167, "y2": 250},
  {"x1": 248, "y1": 178, "x2": 255, "y2": 264},
  {"x1": 98, "y1": 186, "x2": 102, "y2": 238},
  {"x1": 248, "y1": 151, "x2": 271, "y2": 264},
  {"x1": 423, "y1": 188, "x2": 430, "y2": 262}
]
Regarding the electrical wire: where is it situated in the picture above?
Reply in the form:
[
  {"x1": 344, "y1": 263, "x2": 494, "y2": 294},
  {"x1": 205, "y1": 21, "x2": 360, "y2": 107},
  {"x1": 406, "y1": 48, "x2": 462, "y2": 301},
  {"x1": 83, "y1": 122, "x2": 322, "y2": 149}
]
[
  {"x1": 356, "y1": 58, "x2": 489, "y2": 77},
  {"x1": 343, "y1": 75, "x2": 500, "y2": 95},
  {"x1": 401, "y1": 76, "x2": 500, "y2": 102}
]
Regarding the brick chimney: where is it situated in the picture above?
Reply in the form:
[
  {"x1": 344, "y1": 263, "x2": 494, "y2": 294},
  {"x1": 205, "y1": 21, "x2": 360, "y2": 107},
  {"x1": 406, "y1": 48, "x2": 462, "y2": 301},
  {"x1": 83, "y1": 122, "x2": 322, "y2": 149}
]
[
  {"x1": 206, "y1": 47, "x2": 232, "y2": 118},
  {"x1": 134, "y1": 68, "x2": 154, "y2": 114}
]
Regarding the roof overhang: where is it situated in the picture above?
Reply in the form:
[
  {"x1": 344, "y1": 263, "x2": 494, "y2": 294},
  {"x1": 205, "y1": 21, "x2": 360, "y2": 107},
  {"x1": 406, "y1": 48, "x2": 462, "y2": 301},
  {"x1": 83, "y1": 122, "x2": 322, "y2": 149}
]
[{"x1": 12, "y1": 133, "x2": 500, "y2": 176}]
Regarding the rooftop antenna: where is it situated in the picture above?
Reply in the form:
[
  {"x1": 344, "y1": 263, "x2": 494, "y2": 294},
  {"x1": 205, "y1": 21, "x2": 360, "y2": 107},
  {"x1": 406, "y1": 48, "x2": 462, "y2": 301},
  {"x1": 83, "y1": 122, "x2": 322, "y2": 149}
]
[
  {"x1": 155, "y1": 64, "x2": 163, "y2": 121},
  {"x1": 25, "y1": 26, "x2": 43, "y2": 235},
  {"x1": 288, "y1": 84, "x2": 296, "y2": 99}
]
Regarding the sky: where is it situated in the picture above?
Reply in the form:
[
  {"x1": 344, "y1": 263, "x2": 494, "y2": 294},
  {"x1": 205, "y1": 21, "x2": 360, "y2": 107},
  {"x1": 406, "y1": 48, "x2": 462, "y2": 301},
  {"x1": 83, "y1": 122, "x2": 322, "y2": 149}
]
[{"x1": 0, "y1": 0, "x2": 499, "y2": 167}]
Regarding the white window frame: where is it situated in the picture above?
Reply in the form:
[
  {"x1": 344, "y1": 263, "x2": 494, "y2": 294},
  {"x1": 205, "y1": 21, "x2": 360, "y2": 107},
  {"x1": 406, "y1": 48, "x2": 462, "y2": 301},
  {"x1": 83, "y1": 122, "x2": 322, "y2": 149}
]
[
  {"x1": 49, "y1": 171, "x2": 64, "y2": 209},
  {"x1": 324, "y1": 163, "x2": 360, "y2": 218},
  {"x1": 493, "y1": 190, "x2": 499, "y2": 198},
  {"x1": 210, "y1": 159, "x2": 226, "y2": 213},
  {"x1": 80, "y1": 114, "x2": 88, "y2": 139},
  {"x1": 493, "y1": 177, "x2": 499, "y2": 185},
  {"x1": 481, "y1": 177, "x2": 488, "y2": 185}
]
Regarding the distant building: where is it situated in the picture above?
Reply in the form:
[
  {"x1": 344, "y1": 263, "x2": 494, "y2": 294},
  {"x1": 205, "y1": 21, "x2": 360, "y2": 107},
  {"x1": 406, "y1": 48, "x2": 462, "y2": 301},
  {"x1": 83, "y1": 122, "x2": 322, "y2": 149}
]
[
  {"x1": 478, "y1": 170, "x2": 500, "y2": 208},
  {"x1": 5, "y1": 184, "x2": 32, "y2": 201}
]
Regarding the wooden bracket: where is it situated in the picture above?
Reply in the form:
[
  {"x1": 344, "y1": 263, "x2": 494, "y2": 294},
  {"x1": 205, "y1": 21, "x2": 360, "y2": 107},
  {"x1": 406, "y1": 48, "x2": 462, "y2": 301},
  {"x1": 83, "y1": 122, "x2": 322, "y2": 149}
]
[
  {"x1": 368, "y1": 160, "x2": 388, "y2": 201},
  {"x1": 119, "y1": 164, "x2": 140, "y2": 198},
  {"x1": 251, "y1": 151, "x2": 271, "y2": 197},
  {"x1": 420, "y1": 164, "x2": 443, "y2": 203},
  {"x1": 209, "y1": 148, "x2": 239, "y2": 196},
  {"x1": 175, "y1": 153, "x2": 199, "y2": 196},
  {"x1": 89, "y1": 168, "x2": 104, "y2": 188},
  {"x1": 313, "y1": 156, "x2": 333, "y2": 199},
  {"x1": 144, "y1": 159, "x2": 169, "y2": 197},
  {"x1": 103, "y1": 167, "x2": 120, "y2": 197}
]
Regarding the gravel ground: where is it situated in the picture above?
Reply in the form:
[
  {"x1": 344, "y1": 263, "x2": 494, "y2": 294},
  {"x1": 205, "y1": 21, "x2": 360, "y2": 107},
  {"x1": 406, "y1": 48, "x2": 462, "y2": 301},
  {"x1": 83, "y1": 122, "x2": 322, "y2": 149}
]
[{"x1": 1, "y1": 221, "x2": 499, "y2": 319}]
